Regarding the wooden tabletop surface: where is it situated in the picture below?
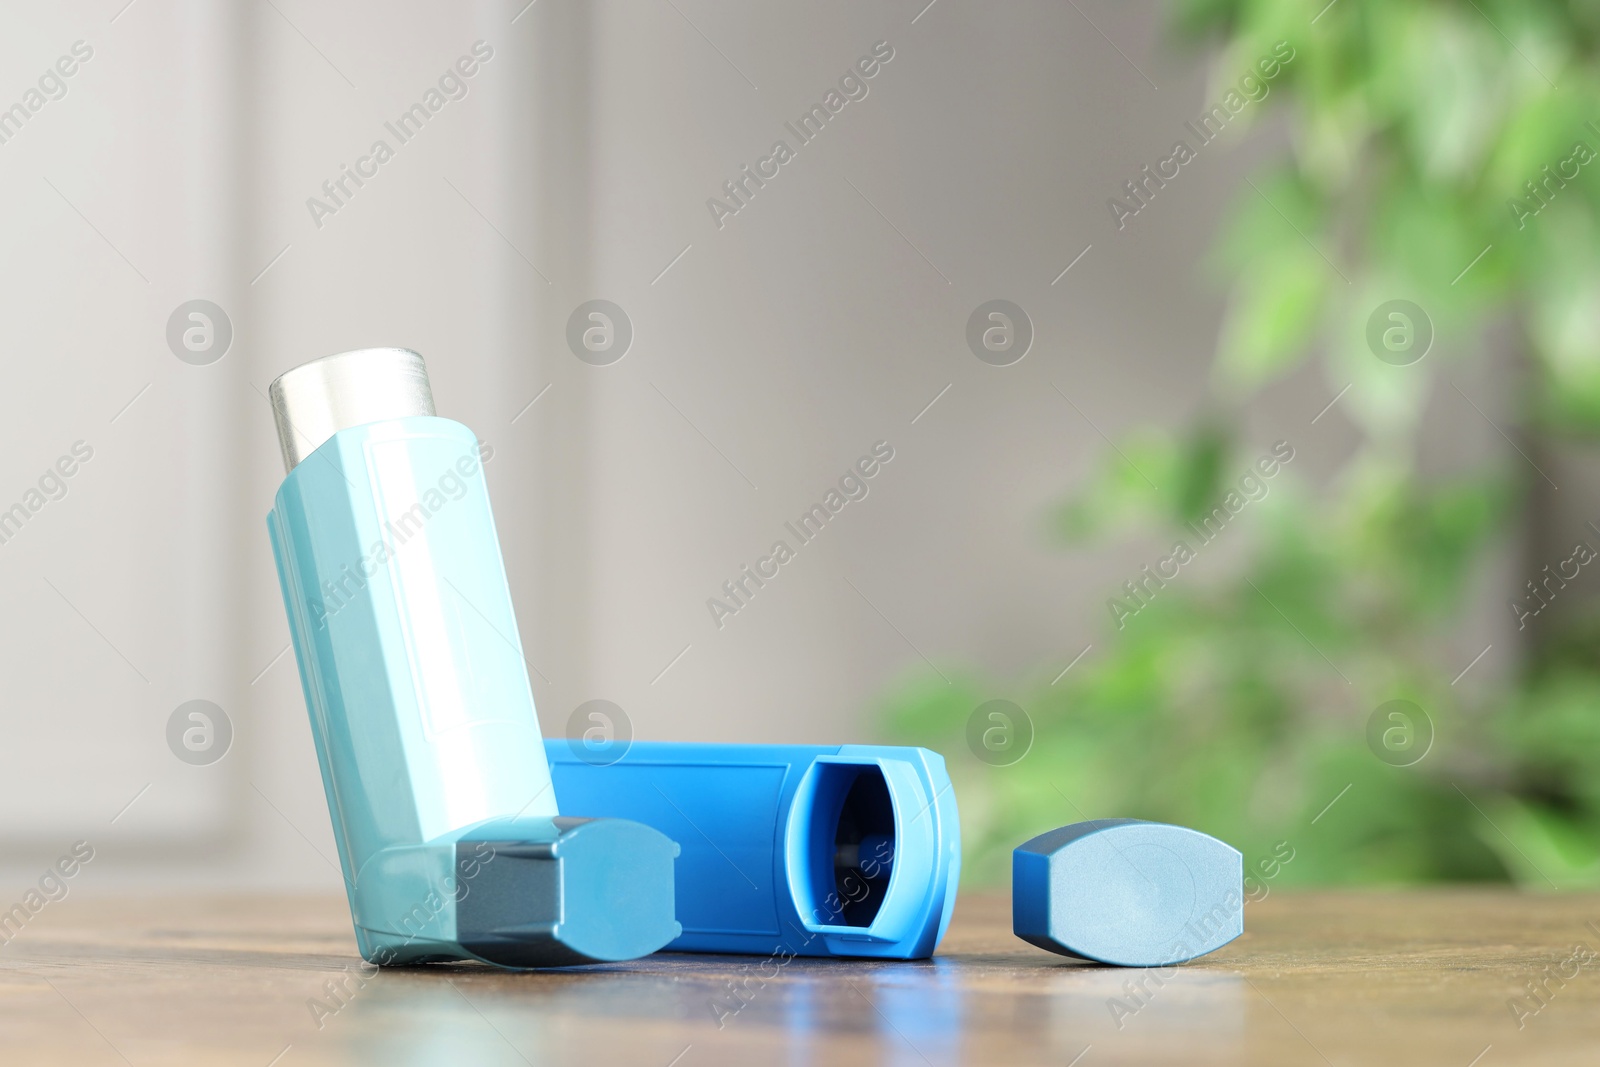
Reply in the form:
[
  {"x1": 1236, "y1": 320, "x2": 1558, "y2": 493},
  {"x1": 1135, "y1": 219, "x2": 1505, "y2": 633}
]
[{"x1": 0, "y1": 888, "x2": 1592, "y2": 1065}]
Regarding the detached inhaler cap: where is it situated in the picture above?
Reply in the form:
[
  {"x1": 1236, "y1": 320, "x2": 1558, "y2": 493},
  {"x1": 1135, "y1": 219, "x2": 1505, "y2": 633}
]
[
  {"x1": 1012, "y1": 819, "x2": 1243, "y2": 967},
  {"x1": 269, "y1": 347, "x2": 434, "y2": 473}
]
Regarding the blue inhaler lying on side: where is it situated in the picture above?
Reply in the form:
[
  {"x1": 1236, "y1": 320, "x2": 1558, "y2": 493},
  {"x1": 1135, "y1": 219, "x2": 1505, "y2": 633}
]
[
  {"x1": 546, "y1": 741, "x2": 960, "y2": 958},
  {"x1": 267, "y1": 348, "x2": 679, "y2": 968}
]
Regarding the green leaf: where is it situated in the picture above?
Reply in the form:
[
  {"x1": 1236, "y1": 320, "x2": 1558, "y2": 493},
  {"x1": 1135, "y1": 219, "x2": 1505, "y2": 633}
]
[{"x1": 1215, "y1": 245, "x2": 1327, "y2": 388}]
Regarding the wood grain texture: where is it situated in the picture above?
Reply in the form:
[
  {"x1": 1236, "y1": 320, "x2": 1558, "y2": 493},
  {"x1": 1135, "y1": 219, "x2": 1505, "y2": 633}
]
[{"x1": 0, "y1": 889, "x2": 1594, "y2": 1065}]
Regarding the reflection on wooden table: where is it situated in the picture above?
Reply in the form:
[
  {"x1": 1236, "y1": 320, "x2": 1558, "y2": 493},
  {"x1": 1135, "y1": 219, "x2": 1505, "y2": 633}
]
[{"x1": 0, "y1": 889, "x2": 1591, "y2": 1064}]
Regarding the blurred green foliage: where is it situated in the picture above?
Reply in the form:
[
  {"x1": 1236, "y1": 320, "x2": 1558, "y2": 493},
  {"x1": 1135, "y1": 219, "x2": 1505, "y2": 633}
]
[{"x1": 883, "y1": 0, "x2": 1600, "y2": 888}]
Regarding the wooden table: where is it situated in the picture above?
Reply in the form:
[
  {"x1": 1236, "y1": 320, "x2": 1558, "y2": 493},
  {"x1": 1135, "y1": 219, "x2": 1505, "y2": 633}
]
[{"x1": 0, "y1": 889, "x2": 1592, "y2": 1064}]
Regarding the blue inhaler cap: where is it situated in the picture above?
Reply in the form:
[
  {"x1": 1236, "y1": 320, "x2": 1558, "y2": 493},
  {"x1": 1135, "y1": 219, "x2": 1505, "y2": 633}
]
[
  {"x1": 1012, "y1": 819, "x2": 1243, "y2": 967},
  {"x1": 454, "y1": 818, "x2": 681, "y2": 967}
]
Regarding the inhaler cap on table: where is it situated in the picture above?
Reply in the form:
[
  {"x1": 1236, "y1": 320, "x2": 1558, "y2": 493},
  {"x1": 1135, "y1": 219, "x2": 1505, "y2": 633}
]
[{"x1": 1012, "y1": 819, "x2": 1243, "y2": 967}]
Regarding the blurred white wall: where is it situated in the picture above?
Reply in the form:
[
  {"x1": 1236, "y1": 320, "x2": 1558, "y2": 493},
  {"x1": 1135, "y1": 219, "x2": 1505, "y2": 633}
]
[{"x1": 0, "y1": 1, "x2": 1502, "y2": 892}]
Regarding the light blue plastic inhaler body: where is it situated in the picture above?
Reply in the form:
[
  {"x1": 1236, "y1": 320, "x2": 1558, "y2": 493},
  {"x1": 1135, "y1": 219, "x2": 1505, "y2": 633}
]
[{"x1": 266, "y1": 348, "x2": 679, "y2": 968}]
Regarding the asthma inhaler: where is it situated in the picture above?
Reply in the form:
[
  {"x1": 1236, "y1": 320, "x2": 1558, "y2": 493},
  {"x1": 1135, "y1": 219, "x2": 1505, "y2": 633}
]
[
  {"x1": 267, "y1": 348, "x2": 680, "y2": 967},
  {"x1": 546, "y1": 742, "x2": 959, "y2": 958}
]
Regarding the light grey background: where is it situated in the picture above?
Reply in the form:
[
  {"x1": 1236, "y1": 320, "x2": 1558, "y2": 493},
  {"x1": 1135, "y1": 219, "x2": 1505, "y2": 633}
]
[{"x1": 0, "y1": 0, "x2": 1515, "y2": 893}]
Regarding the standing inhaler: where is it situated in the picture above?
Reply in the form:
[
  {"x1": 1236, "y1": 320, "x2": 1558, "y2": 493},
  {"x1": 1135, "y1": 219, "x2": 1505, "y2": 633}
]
[
  {"x1": 546, "y1": 742, "x2": 960, "y2": 958},
  {"x1": 267, "y1": 348, "x2": 679, "y2": 968}
]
